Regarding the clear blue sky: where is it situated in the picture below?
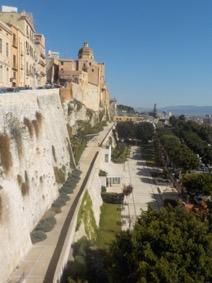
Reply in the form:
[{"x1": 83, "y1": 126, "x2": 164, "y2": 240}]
[{"x1": 3, "y1": 0, "x2": 212, "y2": 108}]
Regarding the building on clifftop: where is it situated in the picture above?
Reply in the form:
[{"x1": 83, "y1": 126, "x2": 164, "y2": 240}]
[{"x1": 57, "y1": 42, "x2": 110, "y2": 114}]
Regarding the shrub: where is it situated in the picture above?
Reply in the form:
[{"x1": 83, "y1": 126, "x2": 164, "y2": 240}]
[
  {"x1": 86, "y1": 108, "x2": 93, "y2": 120},
  {"x1": 101, "y1": 186, "x2": 106, "y2": 193},
  {"x1": 0, "y1": 134, "x2": 12, "y2": 174},
  {"x1": 123, "y1": 185, "x2": 133, "y2": 196},
  {"x1": 35, "y1": 216, "x2": 56, "y2": 233},
  {"x1": 67, "y1": 124, "x2": 73, "y2": 139},
  {"x1": 30, "y1": 230, "x2": 47, "y2": 244},
  {"x1": 99, "y1": 170, "x2": 107, "y2": 177},
  {"x1": 54, "y1": 166, "x2": 66, "y2": 184},
  {"x1": 66, "y1": 139, "x2": 75, "y2": 168},
  {"x1": 24, "y1": 118, "x2": 33, "y2": 138},
  {"x1": 163, "y1": 198, "x2": 178, "y2": 207},
  {"x1": 112, "y1": 143, "x2": 130, "y2": 163},
  {"x1": 74, "y1": 100, "x2": 83, "y2": 111},
  {"x1": 101, "y1": 191, "x2": 124, "y2": 204},
  {"x1": 10, "y1": 126, "x2": 23, "y2": 159},
  {"x1": 52, "y1": 145, "x2": 57, "y2": 162}
]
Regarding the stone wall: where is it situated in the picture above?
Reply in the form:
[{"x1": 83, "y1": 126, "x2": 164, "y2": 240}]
[
  {"x1": 0, "y1": 89, "x2": 74, "y2": 282},
  {"x1": 68, "y1": 82, "x2": 100, "y2": 112}
]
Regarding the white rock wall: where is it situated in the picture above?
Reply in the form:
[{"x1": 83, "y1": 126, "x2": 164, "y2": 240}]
[{"x1": 0, "y1": 89, "x2": 74, "y2": 283}]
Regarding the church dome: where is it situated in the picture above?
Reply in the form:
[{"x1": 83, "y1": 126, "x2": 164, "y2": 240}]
[{"x1": 78, "y1": 42, "x2": 94, "y2": 60}]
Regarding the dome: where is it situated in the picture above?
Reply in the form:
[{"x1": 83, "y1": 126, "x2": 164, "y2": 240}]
[{"x1": 78, "y1": 42, "x2": 94, "y2": 60}]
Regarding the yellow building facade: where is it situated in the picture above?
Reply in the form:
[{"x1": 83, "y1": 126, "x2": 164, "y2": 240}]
[
  {"x1": 0, "y1": 6, "x2": 46, "y2": 87},
  {"x1": 0, "y1": 20, "x2": 12, "y2": 87}
]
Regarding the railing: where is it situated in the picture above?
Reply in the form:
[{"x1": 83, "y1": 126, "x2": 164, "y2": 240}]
[{"x1": 43, "y1": 151, "x2": 99, "y2": 283}]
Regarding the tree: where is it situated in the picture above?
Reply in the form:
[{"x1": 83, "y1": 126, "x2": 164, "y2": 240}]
[
  {"x1": 182, "y1": 173, "x2": 212, "y2": 196},
  {"x1": 108, "y1": 207, "x2": 212, "y2": 283},
  {"x1": 135, "y1": 122, "x2": 154, "y2": 143},
  {"x1": 123, "y1": 184, "x2": 133, "y2": 196}
]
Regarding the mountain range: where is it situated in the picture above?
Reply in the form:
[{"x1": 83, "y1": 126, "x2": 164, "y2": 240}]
[{"x1": 136, "y1": 105, "x2": 212, "y2": 116}]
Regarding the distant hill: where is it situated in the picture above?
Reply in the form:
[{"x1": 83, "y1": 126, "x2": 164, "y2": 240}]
[
  {"x1": 136, "y1": 105, "x2": 212, "y2": 116},
  {"x1": 161, "y1": 105, "x2": 212, "y2": 116},
  {"x1": 117, "y1": 104, "x2": 135, "y2": 115}
]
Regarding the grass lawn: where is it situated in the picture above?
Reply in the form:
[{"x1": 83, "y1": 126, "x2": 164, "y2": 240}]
[{"x1": 96, "y1": 203, "x2": 121, "y2": 249}]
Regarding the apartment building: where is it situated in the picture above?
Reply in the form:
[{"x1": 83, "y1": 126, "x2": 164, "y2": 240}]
[
  {"x1": 0, "y1": 19, "x2": 12, "y2": 87},
  {"x1": 34, "y1": 33, "x2": 46, "y2": 86},
  {"x1": 0, "y1": 6, "x2": 46, "y2": 87}
]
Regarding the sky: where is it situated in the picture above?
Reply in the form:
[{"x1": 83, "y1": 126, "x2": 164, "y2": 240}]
[{"x1": 2, "y1": 0, "x2": 212, "y2": 108}]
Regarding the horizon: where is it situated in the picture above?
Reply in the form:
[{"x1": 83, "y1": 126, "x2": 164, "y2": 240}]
[{"x1": 2, "y1": 0, "x2": 212, "y2": 107}]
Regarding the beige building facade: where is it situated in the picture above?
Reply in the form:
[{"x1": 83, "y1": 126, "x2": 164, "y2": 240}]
[
  {"x1": 0, "y1": 20, "x2": 12, "y2": 87},
  {"x1": 57, "y1": 42, "x2": 110, "y2": 112},
  {"x1": 34, "y1": 33, "x2": 46, "y2": 86},
  {"x1": 0, "y1": 6, "x2": 46, "y2": 87}
]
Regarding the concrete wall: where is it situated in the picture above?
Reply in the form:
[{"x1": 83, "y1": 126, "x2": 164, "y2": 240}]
[{"x1": 0, "y1": 89, "x2": 74, "y2": 283}]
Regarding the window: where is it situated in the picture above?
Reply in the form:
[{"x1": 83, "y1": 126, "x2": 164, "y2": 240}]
[
  {"x1": 105, "y1": 154, "x2": 109, "y2": 163},
  {"x1": 13, "y1": 55, "x2": 16, "y2": 68},
  {"x1": 111, "y1": 177, "x2": 120, "y2": 184},
  {"x1": 13, "y1": 34, "x2": 16, "y2": 47},
  {"x1": 0, "y1": 38, "x2": 2, "y2": 53},
  {"x1": 6, "y1": 42, "x2": 9, "y2": 57},
  {"x1": 106, "y1": 177, "x2": 121, "y2": 187}
]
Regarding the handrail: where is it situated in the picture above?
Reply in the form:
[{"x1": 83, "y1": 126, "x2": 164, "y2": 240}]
[{"x1": 43, "y1": 151, "x2": 99, "y2": 283}]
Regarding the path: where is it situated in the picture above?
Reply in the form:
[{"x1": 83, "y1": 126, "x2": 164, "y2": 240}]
[{"x1": 122, "y1": 146, "x2": 178, "y2": 230}]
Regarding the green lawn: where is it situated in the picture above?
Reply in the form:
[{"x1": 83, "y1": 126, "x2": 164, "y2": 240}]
[{"x1": 96, "y1": 203, "x2": 121, "y2": 249}]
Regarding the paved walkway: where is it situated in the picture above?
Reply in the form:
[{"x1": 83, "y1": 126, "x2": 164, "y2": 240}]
[
  {"x1": 122, "y1": 146, "x2": 178, "y2": 230},
  {"x1": 8, "y1": 123, "x2": 113, "y2": 283}
]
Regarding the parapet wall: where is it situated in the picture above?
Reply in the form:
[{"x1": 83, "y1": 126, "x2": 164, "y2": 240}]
[{"x1": 0, "y1": 89, "x2": 74, "y2": 282}]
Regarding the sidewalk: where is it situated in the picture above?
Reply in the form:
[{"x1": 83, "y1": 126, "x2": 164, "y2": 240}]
[{"x1": 8, "y1": 123, "x2": 113, "y2": 283}]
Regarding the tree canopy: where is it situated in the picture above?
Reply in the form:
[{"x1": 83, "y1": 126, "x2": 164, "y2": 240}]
[
  {"x1": 108, "y1": 207, "x2": 212, "y2": 283},
  {"x1": 169, "y1": 117, "x2": 212, "y2": 164},
  {"x1": 182, "y1": 173, "x2": 212, "y2": 196},
  {"x1": 158, "y1": 129, "x2": 199, "y2": 171},
  {"x1": 116, "y1": 122, "x2": 154, "y2": 143}
]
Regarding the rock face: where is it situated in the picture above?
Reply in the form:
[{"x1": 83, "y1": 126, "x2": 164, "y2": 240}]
[
  {"x1": 0, "y1": 89, "x2": 74, "y2": 282},
  {"x1": 63, "y1": 99, "x2": 98, "y2": 135}
]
